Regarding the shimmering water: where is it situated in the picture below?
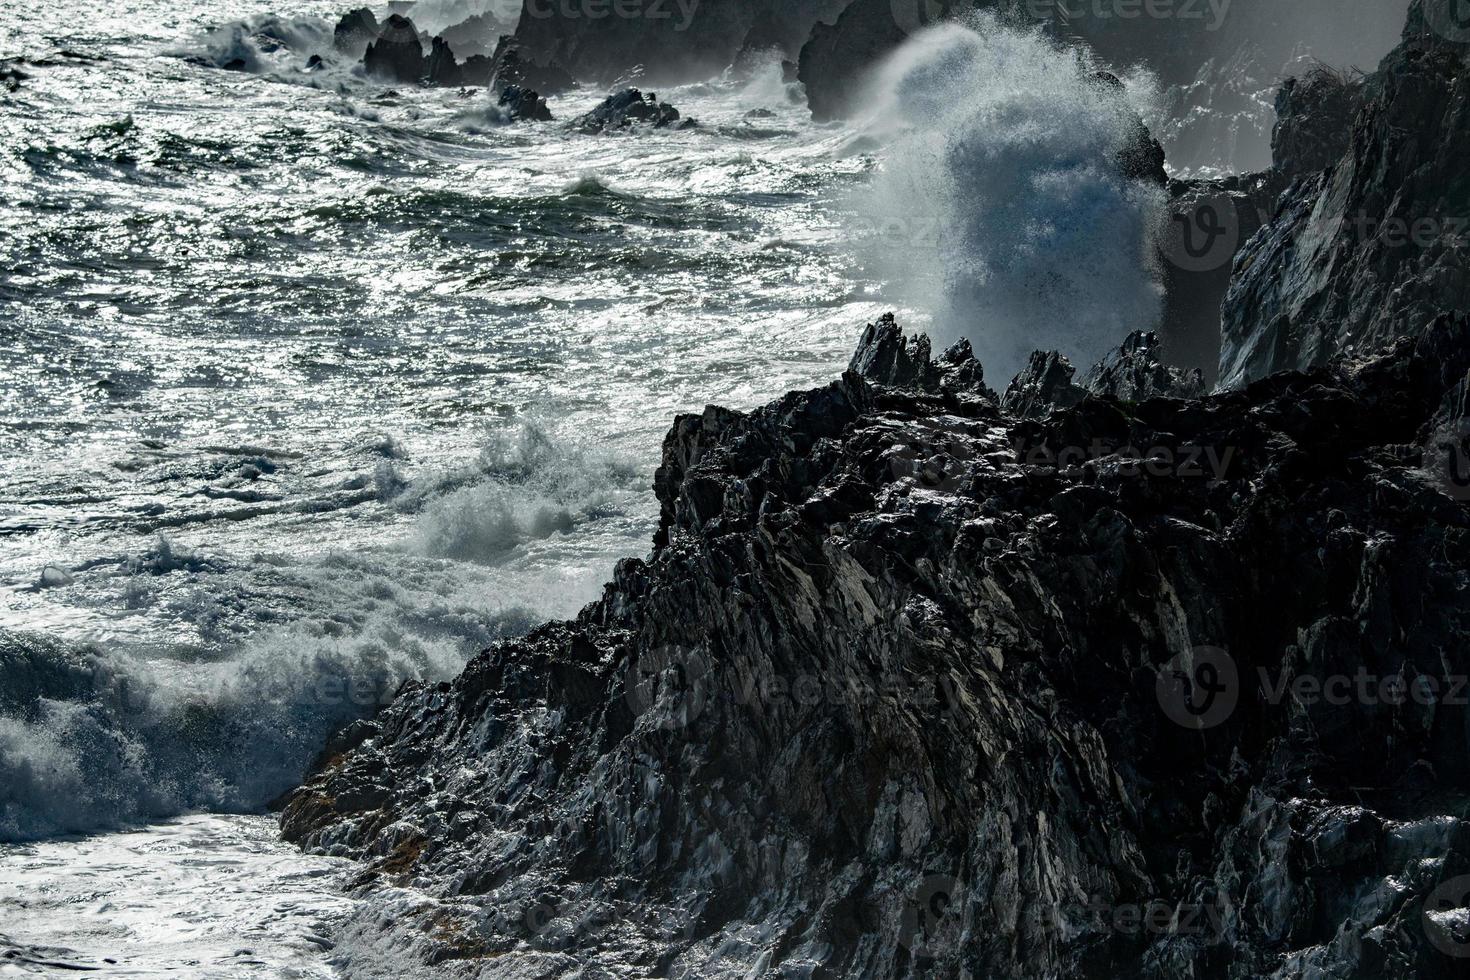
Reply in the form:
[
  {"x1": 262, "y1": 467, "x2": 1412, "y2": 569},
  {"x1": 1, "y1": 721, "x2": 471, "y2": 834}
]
[
  {"x1": 0, "y1": 0, "x2": 877, "y2": 840},
  {"x1": 0, "y1": 2, "x2": 880, "y2": 969}
]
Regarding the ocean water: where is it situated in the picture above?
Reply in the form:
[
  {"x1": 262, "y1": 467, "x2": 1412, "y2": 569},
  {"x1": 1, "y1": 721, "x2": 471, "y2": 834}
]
[
  {"x1": 0, "y1": 2, "x2": 882, "y2": 969},
  {"x1": 0, "y1": 0, "x2": 1407, "y2": 973}
]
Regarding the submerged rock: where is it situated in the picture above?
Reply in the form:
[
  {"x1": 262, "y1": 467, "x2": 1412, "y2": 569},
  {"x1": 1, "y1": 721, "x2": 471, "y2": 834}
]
[
  {"x1": 574, "y1": 89, "x2": 691, "y2": 134},
  {"x1": 284, "y1": 309, "x2": 1470, "y2": 976}
]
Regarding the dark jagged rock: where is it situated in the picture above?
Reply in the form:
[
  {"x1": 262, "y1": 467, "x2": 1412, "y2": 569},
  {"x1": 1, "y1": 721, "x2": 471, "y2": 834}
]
[
  {"x1": 848, "y1": 313, "x2": 995, "y2": 398},
  {"x1": 425, "y1": 36, "x2": 462, "y2": 87},
  {"x1": 497, "y1": 85, "x2": 551, "y2": 123},
  {"x1": 1095, "y1": 70, "x2": 1168, "y2": 186},
  {"x1": 798, "y1": 0, "x2": 933, "y2": 121},
  {"x1": 574, "y1": 88, "x2": 690, "y2": 134},
  {"x1": 487, "y1": 43, "x2": 576, "y2": 96},
  {"x1": 332, "y1": 7, "x2": 379, "y2": 53},
  {"x1": 1083, "y1": 330, "x2": 1207, "y2": 402},
  {"x1": 999, "y1": 349, "x2": 1086, "y2": 419},
  {"x1": 437, "y1": 11, "x2": 508, "y2": 60},
  {"x1": 1219, "y1": 5, "x2": 1470, "y2": 387},
  {"x1": 1271, "y1": 65, "x2": 1366, "y2": 178},
  {"x1": 507, "y1": 0, "x2": 843, "y2": 87},
  {"x1": 284, "y1": 308, "x2": 1470, "y2": 976},
  {"x1": 362, "y1": 14, "x2": 424, "y2": 83}
]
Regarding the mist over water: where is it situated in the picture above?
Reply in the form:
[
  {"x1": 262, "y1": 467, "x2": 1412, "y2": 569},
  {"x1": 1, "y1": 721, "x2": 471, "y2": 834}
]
[{"x1": 851, "y1": 18, "x2": 1167, "y2": 380}]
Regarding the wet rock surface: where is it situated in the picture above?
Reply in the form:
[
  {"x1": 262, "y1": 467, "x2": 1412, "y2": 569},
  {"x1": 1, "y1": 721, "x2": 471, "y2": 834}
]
[
  {"x1": 1270, "y1": 65, "x2": 1365, "y2": 179},
  {"x1": 283, "y1": 306, "x2": 1470, "y2": 976},
  {"x1": 497, "y1": 85, "x2": 551, "y2": 123},
  {"x1": 361, "y1": 14, "x2": 424, "y2": 83},
  {"x1": 1085, "y1": 331, "x2": 1207, "y2": 403},
  {"x1": 574, "y1": 89, "x2": 690, "y2": 134},
  {"x1": 1219, "y1": 9, "x2": 1470, "y2": 387},
  {"x1": 485, "y1": 43, "x2": 576, "y2": 96}
]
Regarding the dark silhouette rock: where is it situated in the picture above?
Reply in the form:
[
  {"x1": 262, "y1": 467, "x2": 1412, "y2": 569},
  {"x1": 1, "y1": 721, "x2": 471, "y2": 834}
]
[
  {"x1": 488, "y1": 43, "x2": 576, "y2": 95},
  {"x1": 459, "y1": 54, "x2": 494, "y2": 87},
  {"x1": 332, "y1": 7, "x2": 379, "y2": 53},
  {"x1": 424, "y1": 36, "x2": 462, "y2": 87},
  {"x1": 498, "y1": 84, "x2": 551, "y2": 122},
  {"x1": 574, "y1": 88, "x2": 690, "y2": 133},
  {"x1": 1219, "y1": 5, "x2": 1470, "y2": 386},
  {"x1": 283, "y1": 309, "x2": 1470, "y2": 977},
  {"x1": 362, "y1": 14, "x2": 424, "y2": 83}
]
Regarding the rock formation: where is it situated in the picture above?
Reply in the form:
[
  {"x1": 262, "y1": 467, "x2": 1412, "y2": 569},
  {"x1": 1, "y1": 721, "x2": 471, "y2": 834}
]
[
  {"x1": 278, "y1": 4, "x2": 1470, "y2": 977},
  {"x1": 574, "y1": 88, "x2": 689, "y2": 133},
  {"x1": 362, "y1": 13, "x2": 425, "y2": 83},
  {"x1": 1217, "y1": 6, "x2": 1470, "y2": 387},
  {"x1": 507, "y1": 0, "x2": 849, "y2": 87},
  {"x1": 283, "y1": 307, "x2": 1470, "y2": 977},
  {"x1": 332, "y1": 7, "x2": 380, "y2": 55},
  {"x1": 498, "y1": 84, "x2": 551, "y2": 122},
  {"x1": 485, "y1": 42, "x2": 576, "y2": 95}
]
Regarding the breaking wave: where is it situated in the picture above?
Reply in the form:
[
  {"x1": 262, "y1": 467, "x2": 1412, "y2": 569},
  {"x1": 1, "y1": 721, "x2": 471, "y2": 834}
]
[{"x1": 851, "y1": 17, "x2": 1168, "y2": 379}]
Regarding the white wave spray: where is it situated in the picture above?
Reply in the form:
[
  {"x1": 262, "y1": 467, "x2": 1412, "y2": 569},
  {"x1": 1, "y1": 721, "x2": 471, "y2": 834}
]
[{"x1": 850, "y1": 17, "x2": 1168, "y2": 381}]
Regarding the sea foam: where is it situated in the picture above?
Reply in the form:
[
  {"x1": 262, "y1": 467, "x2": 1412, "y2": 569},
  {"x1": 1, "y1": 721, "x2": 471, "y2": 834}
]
[{"x1": 850, "y1": 17, "x2": 1168, "y2": 380}]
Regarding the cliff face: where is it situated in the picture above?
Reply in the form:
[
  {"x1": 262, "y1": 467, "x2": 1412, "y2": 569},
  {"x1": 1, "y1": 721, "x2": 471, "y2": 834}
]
[
  {"x1": 283, "y1": 309, "x2": 1470, "y2": 977},
  {"x1": 1217, "y1": 9, "x2": 1470, "y2": 387}
]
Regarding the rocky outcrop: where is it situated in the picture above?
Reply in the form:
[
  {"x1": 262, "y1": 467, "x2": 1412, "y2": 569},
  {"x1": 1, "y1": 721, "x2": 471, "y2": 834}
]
[
  {"x1": 283, "y1": 309, "x2": 1470, "y2": 977},
  {"x1": 998, "y1": 332, "x2": 1203, "y2": 421},
  {"x1": 1083, "y1": 330, "x2": 1207, "y2": 402},
  {"x1": 848, "y1": 313, "x2": 994, "y2": 397},
  {"x1": 574, "y1": 88, "x2": 690, "y2": 133},
  {"x1": 362, "y1": 14, "x2": 425, "y2": 83},
  {"x1": 425, "y1": 37, "x2": 462, "y2": 87},
  {"x1": 438, "y1": 11, "x2": 509, "y2": 60},
  {"x1": 1270, "y1": 65, "x2": 1366, "y2": 178},
  {"x1": 999, "y1": 349, "x2": 1086, "y2": 419},
  {"x1": 497, "y1": 84, "x2": 551, "y2": 122},
  {"x1": 485, "y1": 42, "x2": 576, "y2": 95},
  {"x1": 1218, "y1": 6, "x2": 1470, "y2": 387},
  {"x1": 332, "y1": 7, "x2": 379, "y2": 54},
  {"x1": 507, "y1": 0, "x2": 846, "y2": 87}
]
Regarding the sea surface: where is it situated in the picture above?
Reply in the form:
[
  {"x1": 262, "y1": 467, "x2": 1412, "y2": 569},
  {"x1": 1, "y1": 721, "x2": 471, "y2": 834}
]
[
  {"x1": 0, "y1": 0, "x2": 1409, "y2": 974},
  {"x1": 1, "y1": 0, "x2": 876, "y2": 970}
]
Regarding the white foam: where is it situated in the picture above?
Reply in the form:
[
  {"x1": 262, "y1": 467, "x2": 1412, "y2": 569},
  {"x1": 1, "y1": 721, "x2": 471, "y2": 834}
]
[{"x1": 849, "y1": 17, "x2": 1167, "y2": 380}]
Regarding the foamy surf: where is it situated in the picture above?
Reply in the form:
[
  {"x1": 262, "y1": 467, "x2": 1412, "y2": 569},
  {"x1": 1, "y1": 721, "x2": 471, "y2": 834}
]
[{"x1": 849, "y1": 16, "x2": 1169, "y2": 379}]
